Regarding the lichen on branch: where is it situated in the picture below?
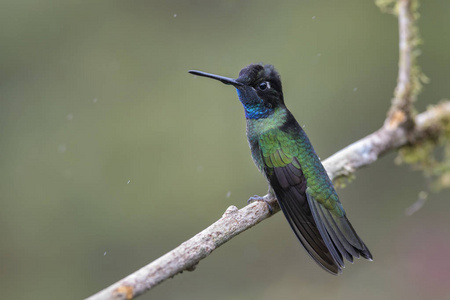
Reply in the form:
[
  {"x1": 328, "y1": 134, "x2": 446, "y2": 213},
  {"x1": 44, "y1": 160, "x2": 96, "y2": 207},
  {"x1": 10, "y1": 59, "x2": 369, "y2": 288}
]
[{"x1": 396, "y1": 102, "x2": 450, "y2": 190}]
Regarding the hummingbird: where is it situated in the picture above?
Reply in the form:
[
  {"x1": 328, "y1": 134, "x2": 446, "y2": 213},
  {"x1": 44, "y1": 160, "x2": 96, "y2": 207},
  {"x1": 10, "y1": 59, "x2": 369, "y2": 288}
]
[{"x1": 188, "y1": 64, "x2": 372, "y2": 275}]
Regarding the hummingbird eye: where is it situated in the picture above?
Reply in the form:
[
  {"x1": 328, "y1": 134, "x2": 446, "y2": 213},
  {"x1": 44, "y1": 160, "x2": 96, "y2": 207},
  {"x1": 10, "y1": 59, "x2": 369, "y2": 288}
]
[{"x1": 258, "y1": 81, "x2": 270, "y2": 91}]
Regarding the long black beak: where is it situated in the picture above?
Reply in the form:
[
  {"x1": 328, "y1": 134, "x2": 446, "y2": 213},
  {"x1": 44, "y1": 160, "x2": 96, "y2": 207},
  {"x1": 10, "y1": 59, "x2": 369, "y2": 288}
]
[{"x1": 188, "y1": 70, "x2": 244, "y2": 87}]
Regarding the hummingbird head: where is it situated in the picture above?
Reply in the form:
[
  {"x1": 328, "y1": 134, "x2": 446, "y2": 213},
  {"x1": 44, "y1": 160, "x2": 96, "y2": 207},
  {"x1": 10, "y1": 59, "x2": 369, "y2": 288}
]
[{"x1": 189, "y1": 63, "x2": 284, "y2": 120}]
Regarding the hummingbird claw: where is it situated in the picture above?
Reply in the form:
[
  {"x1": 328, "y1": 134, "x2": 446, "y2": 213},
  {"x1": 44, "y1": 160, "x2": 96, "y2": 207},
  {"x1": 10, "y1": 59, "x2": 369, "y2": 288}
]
[{"x1": 247, "y1": 195, "x2": 274, "y2": 214}]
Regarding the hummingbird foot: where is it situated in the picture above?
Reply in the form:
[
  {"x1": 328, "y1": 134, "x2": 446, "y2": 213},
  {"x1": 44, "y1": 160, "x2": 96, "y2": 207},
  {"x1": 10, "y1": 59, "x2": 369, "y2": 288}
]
[{"x1": 247, "y1": 195, "x2": 274, "y2": 214}]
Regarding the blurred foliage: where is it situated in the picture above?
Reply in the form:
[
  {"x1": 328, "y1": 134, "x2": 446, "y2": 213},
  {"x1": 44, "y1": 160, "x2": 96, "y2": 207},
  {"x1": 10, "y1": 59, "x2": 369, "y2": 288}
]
[{"x1": 1, "y1": 1, "x2": 450, "y2": 300}]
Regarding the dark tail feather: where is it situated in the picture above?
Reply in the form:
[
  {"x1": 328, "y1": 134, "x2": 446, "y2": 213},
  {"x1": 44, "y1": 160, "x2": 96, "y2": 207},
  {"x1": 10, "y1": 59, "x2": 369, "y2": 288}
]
[
  {"x1": 275, "y1": 186, "x2": 342, "y2": 275},
  {"x1": 306, "y1": 192, "x2": 373, "y2": 263},
  {"x1": 268, "y1": 165, "x2": 371, "y2": 274}
]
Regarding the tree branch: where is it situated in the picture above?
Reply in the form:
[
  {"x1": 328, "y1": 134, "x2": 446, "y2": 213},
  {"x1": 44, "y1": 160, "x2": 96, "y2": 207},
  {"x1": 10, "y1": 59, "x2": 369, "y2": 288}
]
[
  {"x1": 86, "y1": 1, "x2": 449, "y2": 299},
  {"x1": 324, "y1": 101, "x2": 450, "y2": 181},
  {"x1": 386, "y1": 0, "x2": 416, "y2": 130}
]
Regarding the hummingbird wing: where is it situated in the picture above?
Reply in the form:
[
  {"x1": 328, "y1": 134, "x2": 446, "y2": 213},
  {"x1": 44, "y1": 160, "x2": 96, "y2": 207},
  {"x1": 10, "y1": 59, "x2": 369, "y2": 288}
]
[{"x1": 260, "y1": 128, "x2": 372, "y2": 274}]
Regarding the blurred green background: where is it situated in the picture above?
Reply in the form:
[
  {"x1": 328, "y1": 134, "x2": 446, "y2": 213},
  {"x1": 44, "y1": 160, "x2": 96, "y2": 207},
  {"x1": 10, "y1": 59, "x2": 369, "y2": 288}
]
[{"x1": 1, "y1": 1, "x2": 450, "y2": 299}]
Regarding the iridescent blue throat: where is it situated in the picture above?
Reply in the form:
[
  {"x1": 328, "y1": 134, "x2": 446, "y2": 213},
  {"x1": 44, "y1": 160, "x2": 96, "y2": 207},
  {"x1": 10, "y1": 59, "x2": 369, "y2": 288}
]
[
  {"x1": 243, "y1": 102, "x2": 273, "y2": 119},
  {"x1": 236, "y1": 89, "x2": 273, "y2": 120}
]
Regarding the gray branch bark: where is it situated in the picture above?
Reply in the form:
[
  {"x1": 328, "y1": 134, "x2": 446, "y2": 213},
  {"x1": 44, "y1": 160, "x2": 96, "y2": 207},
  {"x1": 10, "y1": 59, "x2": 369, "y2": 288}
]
[{"x1": 386, "y1": 0, "x2": 416, "y2": 129}]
